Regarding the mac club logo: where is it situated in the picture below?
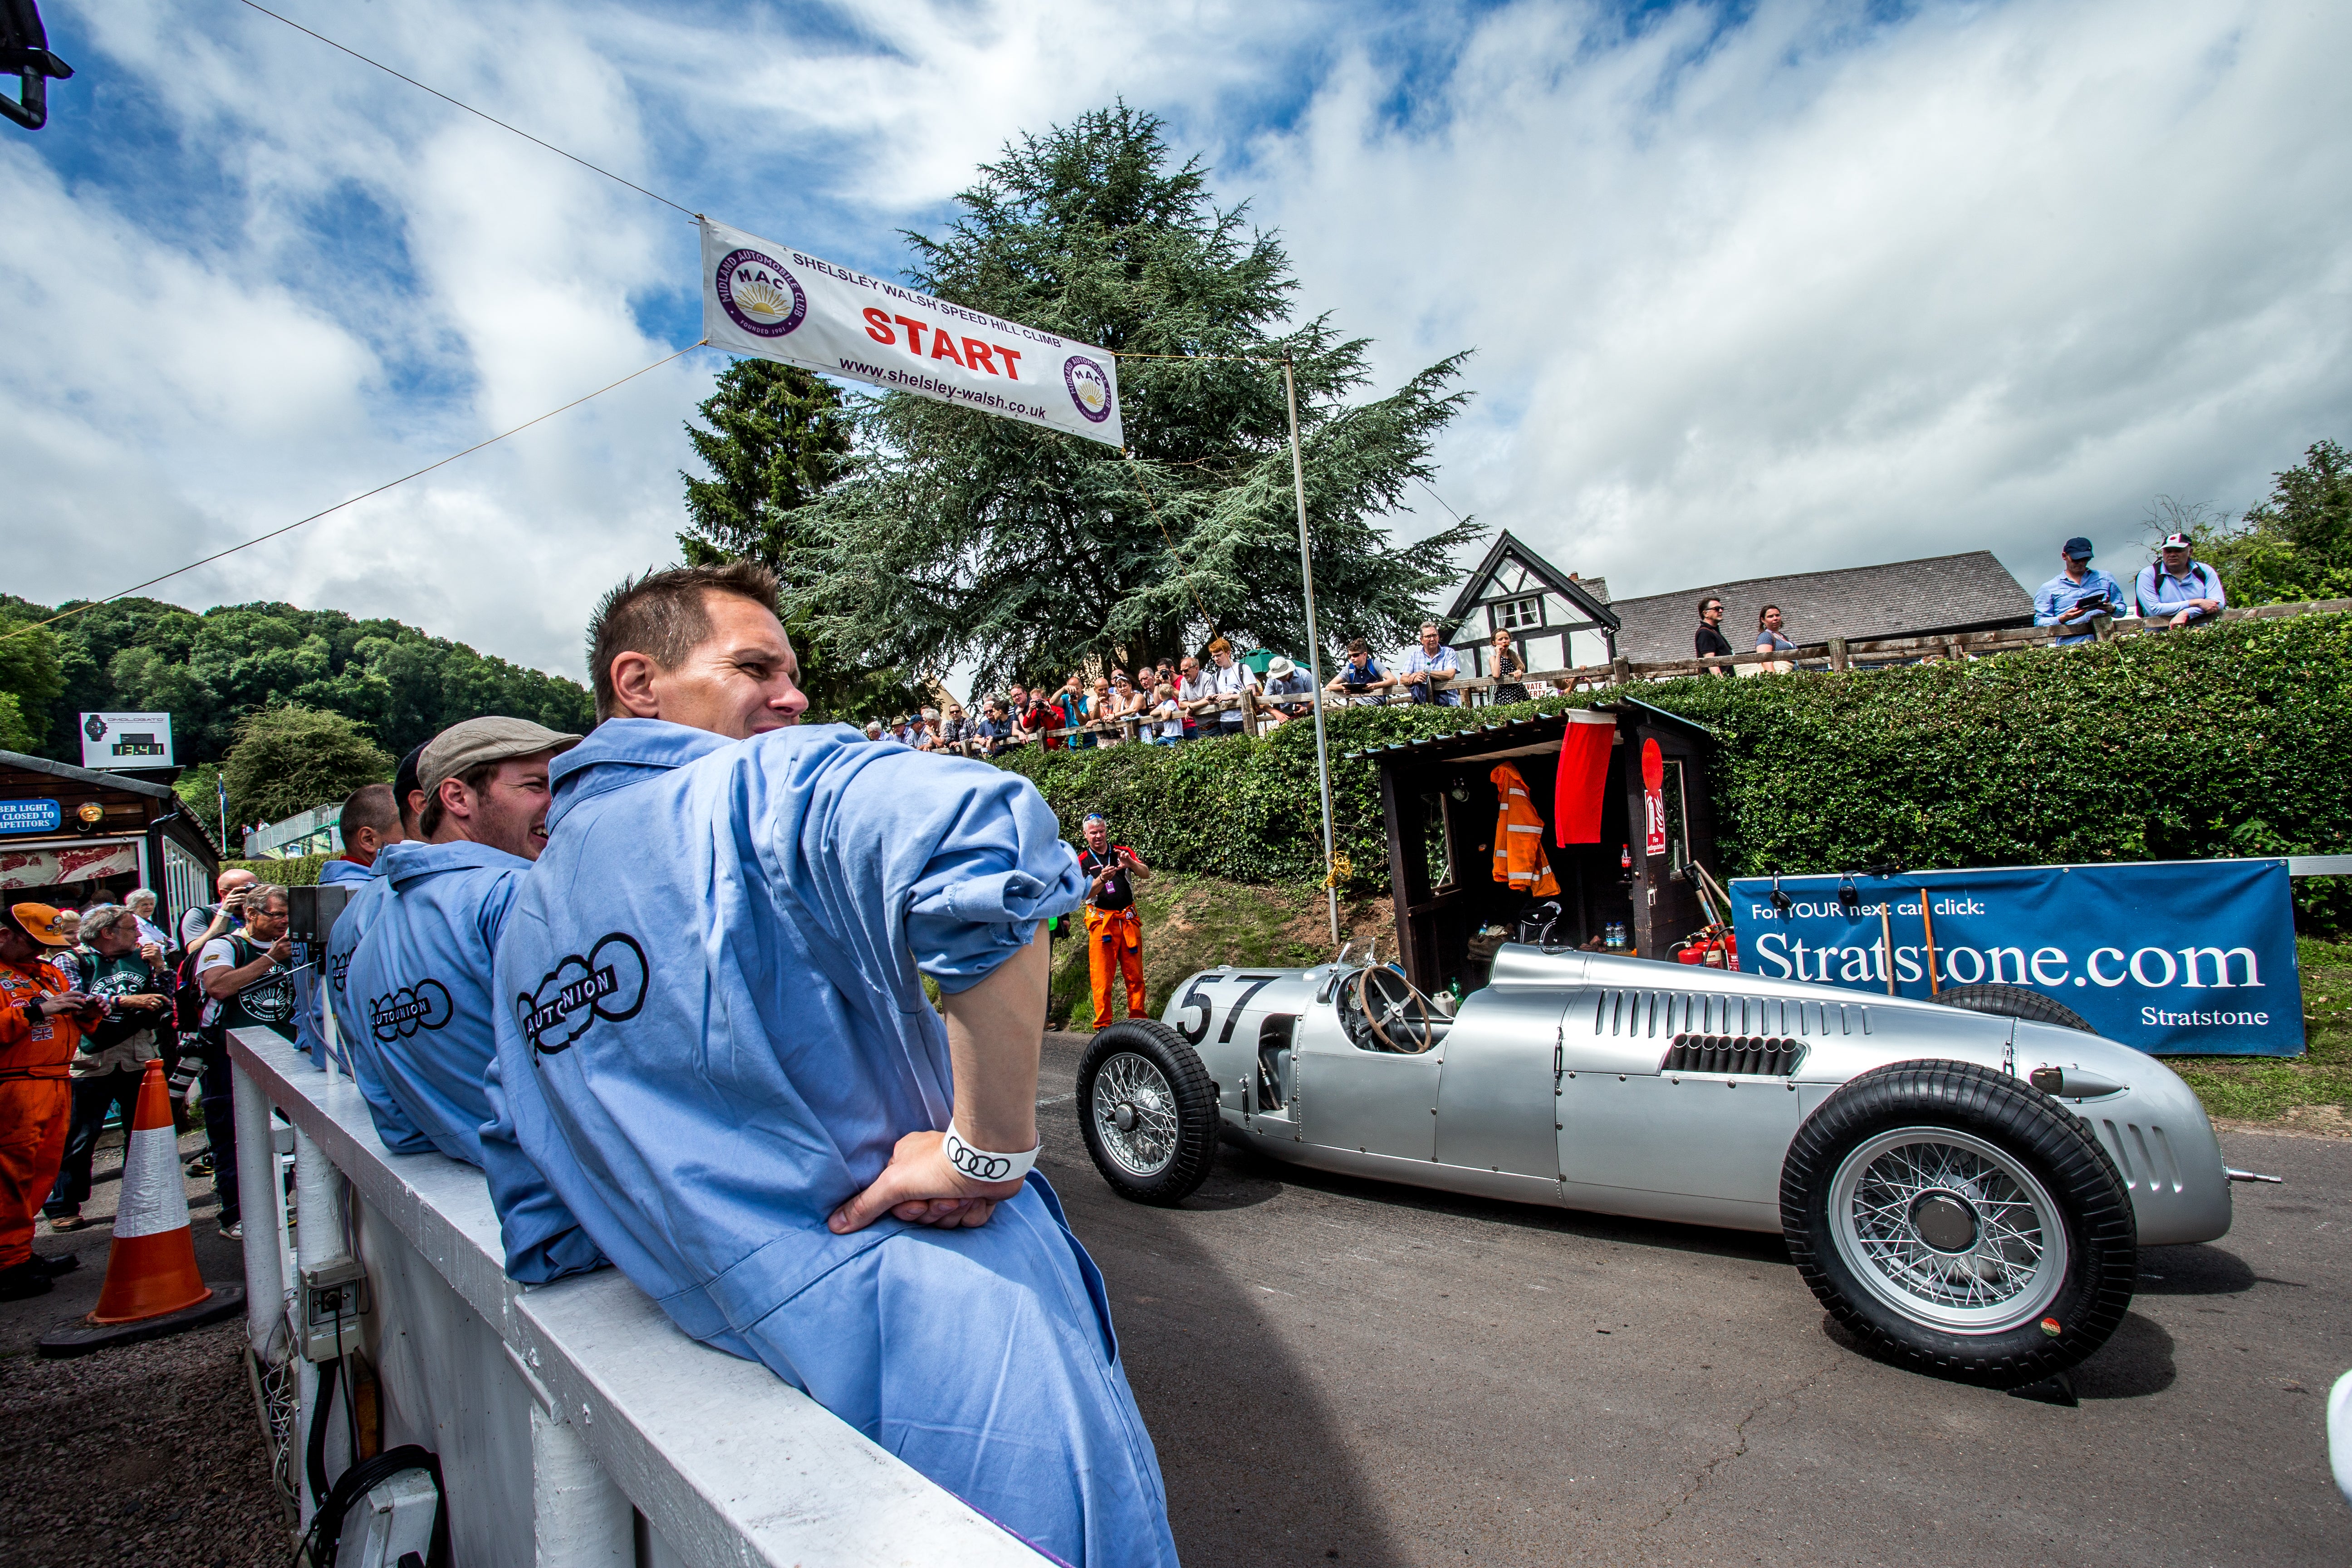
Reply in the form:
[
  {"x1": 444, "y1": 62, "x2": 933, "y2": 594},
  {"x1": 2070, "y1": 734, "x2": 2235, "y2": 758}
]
[
  {"x1": 715, "y1": 248, "x2": 807, "y2": 338},
  {"x1": 1063, "y1": 355, "x2": 1112, "y2": 423},
  {"x1": 518, "y1": 932, "x2": 649, "y2": 1056}
]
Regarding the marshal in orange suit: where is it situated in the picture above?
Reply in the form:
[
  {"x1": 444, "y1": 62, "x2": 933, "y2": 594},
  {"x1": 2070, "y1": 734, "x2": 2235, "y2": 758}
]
[{"x1": 0, "y1": 902, "x2": 102, "y2": 1300}]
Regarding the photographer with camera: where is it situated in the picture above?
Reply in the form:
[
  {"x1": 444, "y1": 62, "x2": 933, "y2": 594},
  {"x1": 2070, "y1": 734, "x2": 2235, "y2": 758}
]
[
  {"x1": 2034, "y1": 535, "x2": 2130, "y2": 647},
  {"x1": 1078, "y1": 813, "x2": 1152, "y2": 1029}
]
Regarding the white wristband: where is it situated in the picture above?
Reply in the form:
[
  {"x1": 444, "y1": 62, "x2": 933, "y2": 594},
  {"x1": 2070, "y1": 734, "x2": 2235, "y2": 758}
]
[{"x1": 942, "y1": 1123, "x2": 1039, "y2": 1185}]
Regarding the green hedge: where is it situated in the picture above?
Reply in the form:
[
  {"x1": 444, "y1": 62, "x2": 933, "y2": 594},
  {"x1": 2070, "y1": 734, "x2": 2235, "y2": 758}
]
[
  {"x1": 1000, "y1": 613, "x2": 2352, "y2": 931},
  {"x1": 223, "y1": 854, "x2": 331, "y2": 887}
]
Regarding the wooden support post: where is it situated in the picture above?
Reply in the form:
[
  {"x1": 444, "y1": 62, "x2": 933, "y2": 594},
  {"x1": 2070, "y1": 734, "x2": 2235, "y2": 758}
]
[
  {"x1": 1610, "y1": 655, "x2": 1632, "y2": 687},
  {"x1": 1828, "y1": 636, "x2": 1849, "y2": 672}
]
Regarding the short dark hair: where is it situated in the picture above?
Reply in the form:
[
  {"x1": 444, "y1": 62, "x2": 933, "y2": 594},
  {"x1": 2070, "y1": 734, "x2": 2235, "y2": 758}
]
[
  {"x1": 339, "y1": 783, "x2": 399, "y2": 845},
  {"x1": 418, "y1": 761, "x2": 499, "y2": 838},
  {"x1": 1698, "y1": 596, "x2": 1723, "y2": 616},
  {"x1": 588, "y1": 562, "x2": 782, "y2": 722},
  {"x1": 1347, "y1": 637, "x2": 1370, "y2": 655}
]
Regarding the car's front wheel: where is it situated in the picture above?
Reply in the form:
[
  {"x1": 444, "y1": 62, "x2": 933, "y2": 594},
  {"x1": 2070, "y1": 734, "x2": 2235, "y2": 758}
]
[
  {"x1": 1781, "y1": 1061, "x2": 2136, "y2": 1387},
  {"x1": 1076, "y1": 1021, "x2": 1217, "y2": 1205}
]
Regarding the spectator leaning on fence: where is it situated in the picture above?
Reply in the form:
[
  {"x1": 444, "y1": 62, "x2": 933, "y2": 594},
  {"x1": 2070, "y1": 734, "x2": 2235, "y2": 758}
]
[
  {"x1": 1327, "y1": 639, "x2": 1394, "y2": 705},
  {"x1": 1695, "y1": 596, "x2": 1734, "y2": 673},
  {"x1": 1137, "y1": 668, "x2": 1183, "y2": 745},
  {"x1": 2136, "y1": 532, "x2": 2226, "y2": 629},
  {"x1": 1203, "y1": 640, "x2": 1259, "y2": 735},
  {"x1": 1176, "y1": 655, "x2": 1211, "y2": 739},
  {"x1": 1755, "y1": 605, "x2": 1797, "y2": 673},
  {"x1": 1489, "y1": 629, "x2": 1529, "y2": 704},
  {"x1": 1261, "y1": 655, "x2": 1315, "y2": 724},
  {"x1": 43, "y1": 904, "x2": 167, "y2": 1234},
  {"x1": 2034, "y1": 536, "x2": 2129, "y2": 647},
  {"x1": 1401, "y1": 622, "x2": 1461, "y2": 706}
]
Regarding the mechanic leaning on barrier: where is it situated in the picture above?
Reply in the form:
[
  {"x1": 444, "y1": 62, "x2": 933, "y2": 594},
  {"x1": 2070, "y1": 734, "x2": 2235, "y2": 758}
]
[
  {"x1": 292, "y1": 782, "x2": 407, "y2": 1075},
  {"x1": 325, "y1": 747, "x2": 427, "y2": 1061},
  {"x1": 483, "y1": 563, "x2": 1177, "y2": 1568},
  {"x1": 341, "y1": 718, "x2": 605, "y2": 1284}
]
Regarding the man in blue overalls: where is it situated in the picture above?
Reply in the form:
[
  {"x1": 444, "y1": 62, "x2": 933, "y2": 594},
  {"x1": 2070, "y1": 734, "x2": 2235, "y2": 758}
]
[
  {"x1": 293, "y1": 783, "x2": 405, "y2": 1073},
  {"x1": 485, "y1": 563, "x2": 1176, "y2": 1568},
  {"x1": 344, "y1": 718, "x2": 603, "y2": 1284},
  {"x1": 326, "y1": 747, "x2": 426, "y2": 1058}
]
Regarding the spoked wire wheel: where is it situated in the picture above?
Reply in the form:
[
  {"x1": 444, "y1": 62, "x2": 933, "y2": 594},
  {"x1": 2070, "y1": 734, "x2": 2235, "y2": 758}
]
[
  {"x1": 1076, "y1": 1020, "x2": 1218, "y2": 1205},
  {"x1": 1093, "y1": 1051, "x2": 1179, "y2": 1179},
  {"x1": 1828, "y1": 1127, "x2": 2067, "y2": 1333}
]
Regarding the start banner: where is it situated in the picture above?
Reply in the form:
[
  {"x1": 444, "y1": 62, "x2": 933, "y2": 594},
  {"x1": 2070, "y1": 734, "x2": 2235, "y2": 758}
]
[
  {"x1": 699, "y1": 218, "x2": 1123, "y2": 448},
  {"x1": 1727, "y1": 860, "x2": 2303, "y2": 1057}
]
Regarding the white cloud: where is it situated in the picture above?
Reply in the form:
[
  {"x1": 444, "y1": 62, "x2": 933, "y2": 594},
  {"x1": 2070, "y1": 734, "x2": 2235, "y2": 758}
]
[
  {"x1": 8, "y1": 0, "x2": 2344, "y2": 685},
  {"x1": 1240, "y1": 0, "x2": 2352, "y2": 603}
]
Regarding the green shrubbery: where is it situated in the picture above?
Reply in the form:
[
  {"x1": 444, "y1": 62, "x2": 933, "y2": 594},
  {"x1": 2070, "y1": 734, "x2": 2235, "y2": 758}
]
[{"x1": 1000, "y1": 612, "x2": 2352, "y2": 931}]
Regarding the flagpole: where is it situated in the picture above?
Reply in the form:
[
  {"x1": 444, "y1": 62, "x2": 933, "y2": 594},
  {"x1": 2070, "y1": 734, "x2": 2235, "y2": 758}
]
[{"x1": 1284, "y1": 358, "x2": 1342, "y2": 946}]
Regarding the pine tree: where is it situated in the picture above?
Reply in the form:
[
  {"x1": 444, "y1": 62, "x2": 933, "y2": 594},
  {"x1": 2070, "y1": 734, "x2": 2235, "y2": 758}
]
[{"x1": 799, "y1": 103, "x2": 1483, "y2": 692}]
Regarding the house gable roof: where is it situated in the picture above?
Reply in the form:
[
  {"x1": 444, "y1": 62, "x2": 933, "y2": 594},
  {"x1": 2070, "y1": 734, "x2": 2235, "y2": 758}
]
[
  {"x1": 1603, "y1": 550, "x2": 2033, "y2": 663},
  {"x1": 1441, "y1": 530, "x2": 1621, "y2": 635}
]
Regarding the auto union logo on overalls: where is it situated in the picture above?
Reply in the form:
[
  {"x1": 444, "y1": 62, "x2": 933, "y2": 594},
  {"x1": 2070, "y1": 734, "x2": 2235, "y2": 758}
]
[{"x1": 519, "y1": 933, "x2": 648, "y2": 1057}]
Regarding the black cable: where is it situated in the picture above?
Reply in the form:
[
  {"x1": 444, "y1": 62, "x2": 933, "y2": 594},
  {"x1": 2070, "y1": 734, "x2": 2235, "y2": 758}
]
[
  {"x1": 306, "y1": 1355, "x2": 340, "y2": 1511},
  {"x1": 230, "y1": 0, "x2": 697, "y2": 218}
]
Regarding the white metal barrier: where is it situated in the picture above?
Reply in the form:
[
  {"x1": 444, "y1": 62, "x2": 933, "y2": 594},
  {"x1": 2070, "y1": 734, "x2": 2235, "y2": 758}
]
[{"x1": 228, "y1": 1026, "x2": 1045, "y2": 1568}]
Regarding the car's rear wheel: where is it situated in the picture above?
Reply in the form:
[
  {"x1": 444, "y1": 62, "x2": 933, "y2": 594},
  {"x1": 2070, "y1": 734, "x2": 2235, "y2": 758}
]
[
  {"x1": 1935, "y1": 982, "x2": 2096, "y2": 1033},
  {"x1": 1077, "y1": 1020, "x2": 1217, "y2": 1205},
  {"x1": 1781, "y1": 1060, "x2": 2135, "y2": 1387}
]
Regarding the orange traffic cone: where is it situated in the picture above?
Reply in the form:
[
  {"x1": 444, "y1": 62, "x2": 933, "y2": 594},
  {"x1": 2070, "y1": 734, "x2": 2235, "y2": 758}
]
[{"x1": 88, "y1": 1058, "x2": 213, "y2": 1323}]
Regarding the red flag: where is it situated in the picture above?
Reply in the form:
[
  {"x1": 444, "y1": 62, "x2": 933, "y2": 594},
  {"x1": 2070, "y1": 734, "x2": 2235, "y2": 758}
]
[{"x1": 1553, "y1": 708, "x2": 1617, "y2": 845}]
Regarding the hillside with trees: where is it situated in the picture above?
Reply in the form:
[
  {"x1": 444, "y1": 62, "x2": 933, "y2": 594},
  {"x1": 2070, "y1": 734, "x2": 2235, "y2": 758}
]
[{"x1": 0, "y1": 594, "x2": 593, "y2": 769}]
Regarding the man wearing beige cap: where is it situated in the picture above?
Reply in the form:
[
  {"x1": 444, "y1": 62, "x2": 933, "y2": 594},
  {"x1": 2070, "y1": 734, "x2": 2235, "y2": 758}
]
[{"x1": 342, "y1": 717, "x2": 604, "y2": 1282}]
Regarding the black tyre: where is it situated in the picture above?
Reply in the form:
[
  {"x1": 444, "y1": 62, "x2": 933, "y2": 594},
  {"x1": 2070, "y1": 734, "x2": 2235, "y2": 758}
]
[
  {"x1": 1935, "y1": 983, "x2": 2096, "y2": 1033},
  {"x1": 1076, "y1": 1020, "x2": 1218, "y2": 1205},
  {"x1": 1780, "y1": 1060, "x2": 2136, "y2": 1388}
]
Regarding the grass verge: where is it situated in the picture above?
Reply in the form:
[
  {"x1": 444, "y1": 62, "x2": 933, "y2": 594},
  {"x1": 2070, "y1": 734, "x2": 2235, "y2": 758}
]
[{"x1": 2167, "y1": 937, "x2": 2352, "y2": 1132}]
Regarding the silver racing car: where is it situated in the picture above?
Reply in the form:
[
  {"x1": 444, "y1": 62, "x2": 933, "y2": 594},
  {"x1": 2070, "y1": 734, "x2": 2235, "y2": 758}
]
[{"x1": 1073, "y1": 945, "x2": 2255, "y2": 1387}]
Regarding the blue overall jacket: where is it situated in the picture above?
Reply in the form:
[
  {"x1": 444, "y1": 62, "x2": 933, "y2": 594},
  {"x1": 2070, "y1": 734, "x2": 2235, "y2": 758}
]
[
  {"x1": 346, "y1": 838, "x2": 602, "y2": 1284},
  {"x1": 484, "y1": 719, "x2": 1174, "y2": 1568}
]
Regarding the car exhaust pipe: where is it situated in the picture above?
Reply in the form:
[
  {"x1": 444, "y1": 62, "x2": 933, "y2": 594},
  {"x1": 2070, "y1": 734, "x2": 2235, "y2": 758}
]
[{"x1": 2225, "y1": 1168, "x2": 2284, "y2": 1185}]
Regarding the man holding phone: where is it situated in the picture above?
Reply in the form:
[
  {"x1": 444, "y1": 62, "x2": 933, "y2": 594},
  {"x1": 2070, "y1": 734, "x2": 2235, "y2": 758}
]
[{"x1": 2034, "y1": 536, "x2": 2130, "y2": 647}]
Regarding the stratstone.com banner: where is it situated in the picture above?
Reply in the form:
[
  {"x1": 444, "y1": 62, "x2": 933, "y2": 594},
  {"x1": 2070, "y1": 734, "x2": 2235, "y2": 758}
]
[
  {"x1": 699, "y1": 218, "x2": 1123, "y2": 448},
  {"x1": 1727, "y1": 859, "x2": 2303, "y2": 1056}
]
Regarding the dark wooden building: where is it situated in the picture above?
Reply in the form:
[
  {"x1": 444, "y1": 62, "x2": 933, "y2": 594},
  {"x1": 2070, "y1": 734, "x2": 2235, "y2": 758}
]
[
  {"x1": 1351, "y1": 702, "x2": 1721, "y2": 997},
  {"x1": 0, "y1": 750, "x2": 220, "y2": 935}
]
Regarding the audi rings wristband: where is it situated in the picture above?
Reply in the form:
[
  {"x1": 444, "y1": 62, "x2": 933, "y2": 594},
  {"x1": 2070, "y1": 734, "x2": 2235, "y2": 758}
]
[{"x1": 942, "y1": 1123, "x2": 1040, "y2": 1185}]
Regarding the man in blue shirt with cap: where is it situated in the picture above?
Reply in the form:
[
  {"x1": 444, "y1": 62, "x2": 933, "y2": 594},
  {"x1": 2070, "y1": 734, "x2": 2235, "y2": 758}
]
[
  {"x1": 484, "y1": 562, "x2": 1175, "y2": 1567},
  {"x1": 343, "y1": 718, "x2": 603, "y2": 1284},
  {"x1": 2034, "y1": 535, "x2": 2129, "y2": 647},
  {"x1": 325, "y1": 746, "x2": 426, "y2": 1066}
]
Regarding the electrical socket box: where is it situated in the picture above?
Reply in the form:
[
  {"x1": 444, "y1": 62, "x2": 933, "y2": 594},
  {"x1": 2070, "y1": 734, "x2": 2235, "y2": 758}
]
[
  {"x1": 300, "y1": 1257, "x2": 369, "y2": 1362},
  {"x1": 285, "y1": 883, "x2": 353, "y2": 949}
]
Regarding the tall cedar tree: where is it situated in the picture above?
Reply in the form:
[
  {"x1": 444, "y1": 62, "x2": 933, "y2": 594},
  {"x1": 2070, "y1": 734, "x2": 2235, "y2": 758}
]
[
  {"x1": 676, "y1": 360, "x2": 930, "y2": 721},
  {"x1": 799, "y1": 104, "x2": 1483, "y2": 691}
]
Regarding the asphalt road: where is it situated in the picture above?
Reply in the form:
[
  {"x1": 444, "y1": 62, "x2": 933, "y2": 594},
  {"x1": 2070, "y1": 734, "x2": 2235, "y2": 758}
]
[{"x1": 1037, "y1": 1032, "x2": 2352, "y2": 1568}]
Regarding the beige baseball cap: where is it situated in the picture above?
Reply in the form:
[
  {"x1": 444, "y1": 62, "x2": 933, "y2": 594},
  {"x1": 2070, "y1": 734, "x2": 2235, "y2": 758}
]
[{"x1": 418, "y1": 716, "x2": 581, "y2": 795}]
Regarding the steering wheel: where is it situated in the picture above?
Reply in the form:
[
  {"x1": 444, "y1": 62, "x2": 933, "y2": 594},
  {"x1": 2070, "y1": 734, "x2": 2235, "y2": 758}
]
[{"x1": 1352, "y1": 966, "x2": 1438, "y2": 1054}]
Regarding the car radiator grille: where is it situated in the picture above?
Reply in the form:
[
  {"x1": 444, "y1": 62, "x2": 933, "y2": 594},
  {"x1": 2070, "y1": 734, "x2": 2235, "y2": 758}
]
[
  {"x1": 1592, "y1": 989, "x2": 1869, "y2": 1042},
  {"x1": 1660, "y1": 1035, "x2": 1808, "y2": 1076}
]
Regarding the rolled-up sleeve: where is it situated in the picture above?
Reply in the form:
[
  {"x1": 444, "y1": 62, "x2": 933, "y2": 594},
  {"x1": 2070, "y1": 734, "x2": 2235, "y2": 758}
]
[{"x1": 783, "y1": 740, "x2": 1088, "y2": 1000}]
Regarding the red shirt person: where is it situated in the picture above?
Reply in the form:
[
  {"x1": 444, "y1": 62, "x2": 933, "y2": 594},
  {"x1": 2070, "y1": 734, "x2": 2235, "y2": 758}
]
[
  {"x1": 0, "y1": 902, "x2": 104, "y2": 1299},
  {"x1": 1077, "y1": 814, "x2": 1152, "y2": 1029}
]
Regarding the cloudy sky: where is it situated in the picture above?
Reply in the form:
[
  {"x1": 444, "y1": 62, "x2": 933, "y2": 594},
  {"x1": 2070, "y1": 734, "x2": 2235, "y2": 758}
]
[{"x1": 8, "y1": 0, "x2": 2346, "y2": 682}]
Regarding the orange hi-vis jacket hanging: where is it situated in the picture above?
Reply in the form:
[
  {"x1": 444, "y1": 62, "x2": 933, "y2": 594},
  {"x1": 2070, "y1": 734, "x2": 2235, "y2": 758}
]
[{"x1": 1490, "y1": 762, "x2": 1560, "y2": 898}]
